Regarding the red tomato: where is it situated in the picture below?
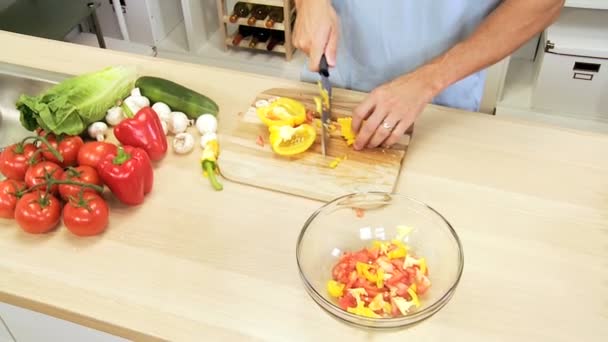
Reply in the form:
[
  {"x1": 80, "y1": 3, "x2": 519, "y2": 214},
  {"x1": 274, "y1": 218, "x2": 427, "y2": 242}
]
[
  {"x1": 41, "y1": 135, "x2": 84, "y2": 167},
  {"x1": 77, "y1": 141, "x2": 118, "y2": 169},
  {"x1": 14, "y1": 191, "x2": 61, "y2": 234},
  {"x1": 338, "y1": 292, "x2": 357, "y2": 310},
  {"x1": 366, "y1": 247, "x2": 379, "y2": 260},
  {"x1": 25, "y1": 161, "x2": 64, "y2": 194},
  {"x1": 63, "y1": 192, "x2": 109, "y2": 236},
  {"x1": 0, "y1": 143, "x2": 40, "y2": 180},
  {"x1": 58, "y1": 165, "x2": 103, "y2": 201},
  {"x1": 0, "y1": 180, "x2": 26, "y2": 218}
]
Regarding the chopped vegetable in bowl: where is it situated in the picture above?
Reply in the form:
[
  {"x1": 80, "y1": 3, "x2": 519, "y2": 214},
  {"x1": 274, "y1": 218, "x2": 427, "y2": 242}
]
[{"x1": 327, "y1": 237, "x2": 431, "y2": 318}]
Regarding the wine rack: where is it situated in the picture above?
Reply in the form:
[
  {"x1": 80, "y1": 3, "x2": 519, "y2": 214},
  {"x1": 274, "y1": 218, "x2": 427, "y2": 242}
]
[{"x1": 216, "y1": 0, "x2": 296, "y2": 60}]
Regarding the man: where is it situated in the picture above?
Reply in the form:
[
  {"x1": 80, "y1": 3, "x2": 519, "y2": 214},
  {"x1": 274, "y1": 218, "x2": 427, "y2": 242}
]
[{"x1": 293, "y1": 0, "x2": 564, "y2": 150}]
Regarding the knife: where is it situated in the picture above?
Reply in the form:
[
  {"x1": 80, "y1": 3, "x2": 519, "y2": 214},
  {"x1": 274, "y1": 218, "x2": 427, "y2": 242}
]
[{"x1": 318, "y1": 54, "x2": 332, "y2": 157}]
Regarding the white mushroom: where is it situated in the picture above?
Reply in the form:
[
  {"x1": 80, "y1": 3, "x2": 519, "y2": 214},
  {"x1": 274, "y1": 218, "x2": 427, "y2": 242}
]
[
  {"x1": 168, "y1": 112, "x2": 189, "y2": 135},
  {"x1": 200, "y1": 132, "x2": 218, "y2": 149},
  {"x1": 195, "y1": 114, "x2": 218, "y2": 135},
  {"x1": 161, "y1": 121, "x2": 168, "y2": 135},
  {"x1": 152, "y1": 102, "x2": 172, "y2": 122},
  {"x1": 105, "y1": 106, "x2": 125, "y2": 126},
  {"x1": 172, "y1": 133, "x2": 195, "y2": 154},
  {"x1": 130, "y1": 87, "x2": 142, "y2": 97},
  {"x1": 88, "y1": 122, "x2": 108, "y2": 141},
  {"x1": 131, "y1": 95, "x2": 150, "y2": 109}
]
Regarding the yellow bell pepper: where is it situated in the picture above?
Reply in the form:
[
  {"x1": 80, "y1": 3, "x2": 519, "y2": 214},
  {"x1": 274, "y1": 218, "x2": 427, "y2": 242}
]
[
  {"x1": 356, "y1": 262, "x2": 378, "y2": 283},
  {"x1": 268, "y1": 123, "x2": 316, "y2": 156},
  {"x1": 327, "y1": 280, "x2": 345, "y2": 298},
  {"x1": 387, "y1": 247, "x2": 407, "y2": 259},
  {"x1": 347, "y1": 304, "x2": 381, "y2": 318},
  {"x1": 407, "y1": 287, "x2": 421, "y2": 308},
  {"x1": 337, "y1": 117, "x2": 356, "y2": 146},
  {"x1": 256, "y1": 97, "x2": 306, "y2": 127},
  {"x1": 376, "y1": 268, "x2": 385, "y2": 288}
]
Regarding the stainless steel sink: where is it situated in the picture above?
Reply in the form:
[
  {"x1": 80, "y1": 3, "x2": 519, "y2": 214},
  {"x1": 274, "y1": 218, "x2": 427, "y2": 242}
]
[{"x1": 0, "y1": 63, "x2": 67, "y2": 151}]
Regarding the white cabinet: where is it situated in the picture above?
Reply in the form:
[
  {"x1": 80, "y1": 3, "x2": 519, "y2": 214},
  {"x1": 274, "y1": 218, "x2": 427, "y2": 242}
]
[
  {"x1": 0, "y1": 302, "x2": 126, "y2": 342},
  {"x1": 494, "y1": 4, "x2": 608, "y2": 133}
]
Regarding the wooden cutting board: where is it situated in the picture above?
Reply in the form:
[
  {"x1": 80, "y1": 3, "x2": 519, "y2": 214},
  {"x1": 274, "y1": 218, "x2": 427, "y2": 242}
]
[{"x1": 218, "y1": 86, "x2": 412, "y2": 202}]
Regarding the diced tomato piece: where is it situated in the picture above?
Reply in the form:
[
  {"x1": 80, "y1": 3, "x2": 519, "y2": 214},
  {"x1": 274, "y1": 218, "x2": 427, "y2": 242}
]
[
  {"x1": 352, "y1": 250, "x2": 370, "y2": 264},
  {"x1": 338, "y1": 293, "x2": 357, "y2": 310},
  {"x1": 367, "y1": 247, "x2": 379, "y2": 260},
  {"x1": 346, "y1": 271, "x2": 357, "y2": 289},
  {"x1": 391, "y1": 258, "x2": 404, "y2": 270},
  {"x1": 395, "y1": 283, "x2": 409, "y2": 297}
]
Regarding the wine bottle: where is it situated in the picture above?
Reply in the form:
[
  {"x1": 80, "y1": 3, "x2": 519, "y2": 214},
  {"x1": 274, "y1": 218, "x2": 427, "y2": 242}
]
[
  {"x1": 265, "y1": 6, "x2": 284, "y2": 28},
  {"x1": 232, "y1": 25, "x2": 253, "y2": 46},
  {"x1": 229, "y1": 2, "x2": 253, "y2": 23},
  {"x1": 247, "y1": 5, "x2": 271, "y2": 25},
  {"x1": 249, "y1": 28, "x2": 270, "y2": 48},
  {"x1": 267, "y1": 31, "x2": 285, "y2": 51}
]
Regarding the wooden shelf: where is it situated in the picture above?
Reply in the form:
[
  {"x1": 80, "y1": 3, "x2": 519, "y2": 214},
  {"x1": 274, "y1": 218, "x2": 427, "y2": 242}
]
[
  {"x1": 216, "y1": 0, "x2": 296, "y2": 60},
  {"x1": 225, "y1": 34, "x2": 286, "y2": 54},
  {"x1": 222, "y1": 15, "x2": 286, "y2": 31},
  {"x1": 232, "y1": 0, "x2": 285, "y2": 6}
]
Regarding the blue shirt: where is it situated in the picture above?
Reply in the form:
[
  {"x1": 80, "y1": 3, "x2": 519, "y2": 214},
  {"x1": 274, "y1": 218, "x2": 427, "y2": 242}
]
[{"x1": 299, "y1": 0, "x2": 502, "y2": 112}]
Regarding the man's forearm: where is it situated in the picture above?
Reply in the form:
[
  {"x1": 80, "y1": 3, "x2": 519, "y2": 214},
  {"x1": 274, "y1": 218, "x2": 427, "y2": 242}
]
[{"x1": 416, "y1": 0, "x2": 564, "y2": 96}]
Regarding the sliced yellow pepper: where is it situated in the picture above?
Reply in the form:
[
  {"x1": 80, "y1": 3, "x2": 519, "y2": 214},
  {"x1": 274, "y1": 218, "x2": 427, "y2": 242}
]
[
  {"x1": 356, "y1": 262, "x2": 378, "y2": 283},
  {"x1": 376, "y1": 268, "x2": 385, "y2": 288},
  {"x1": 387, "y1": 246, "x2": 407, "y2": 259},
  {"x1": 419, "y1": 258, "x2": 427, "y2": 275},
  {"x1": 337, "y1": 117, "x2": 356, "y2": 146},
  {"x1": 327, "y1": 280, "x2": 345, "y2": 298},
  {"x1": 268, "y1": 123, "x2": 316, "y2": 156},
  {"x1": 256, "y1": 97, "x2": 306, "y2": 127},
  {"x1": 347, "y1": 304, "x2": 381, "y2": 318},
  {"x1": 407, "y1": 287, "x2": 421, "y2": 308},
  {"x1": 328, "y1": 155, "x2": 347, "y2": 169}
]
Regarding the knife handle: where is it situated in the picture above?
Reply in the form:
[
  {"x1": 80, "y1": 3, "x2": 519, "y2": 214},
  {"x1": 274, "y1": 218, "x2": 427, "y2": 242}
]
[{"x1": 319, "y1": 54, "x2": 329, "y2": 77}]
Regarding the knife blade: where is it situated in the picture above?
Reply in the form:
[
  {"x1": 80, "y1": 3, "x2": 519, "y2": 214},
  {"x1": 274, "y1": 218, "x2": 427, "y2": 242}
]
[{"x1": 318, "y1": 54, "x2": 331, "y2": 157}]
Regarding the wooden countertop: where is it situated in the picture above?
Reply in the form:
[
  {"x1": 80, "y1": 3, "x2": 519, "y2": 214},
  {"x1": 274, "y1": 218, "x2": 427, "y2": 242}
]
[{"x1": 0, "y1": 31, "x2": 607, "y2": 342}]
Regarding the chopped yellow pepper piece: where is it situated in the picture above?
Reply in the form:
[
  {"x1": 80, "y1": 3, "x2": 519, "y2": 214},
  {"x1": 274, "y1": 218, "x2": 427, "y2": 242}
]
[
  {"x1": 419, "y1": 258, "x2": 427, "y2": 275},
  {"x1": 376, "y1": 268, "x2": 385, "y2": 288},
  {"x1": 327, "y1": 280, "x2": 345, "y2": 298},
  {"x1": 356, "y1": 262, "x2": 378, "y2": 283},
  {"x1": 347, "y1": 304, "x2": 381, "y2": 318},
  {"x1": 328, "y1": 155, "x2": 347, "y2": 169},
  {"x1": 387, "y1": 246, "x2": 407, "y2": 259},
  {"x1": 407, "y1": 287, "x2": 421, "y2": 308},
  {"x1": 337, "y1": 117, "x2": 356, "y2": 146}
]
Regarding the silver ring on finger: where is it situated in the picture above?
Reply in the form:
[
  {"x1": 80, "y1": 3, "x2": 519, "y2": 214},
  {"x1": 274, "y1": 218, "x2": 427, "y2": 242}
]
[{"x1": 381, "y1": 120, "x2": 395, "y2": 130}]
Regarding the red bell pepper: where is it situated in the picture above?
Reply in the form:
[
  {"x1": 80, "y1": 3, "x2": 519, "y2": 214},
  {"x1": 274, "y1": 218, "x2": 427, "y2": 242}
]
[
  {"x1": 97, "y1": 145, "x2": 153, "y2": 205},
  {"x1": 113, "y1": 106, "x2": 167, "y2": 162}
]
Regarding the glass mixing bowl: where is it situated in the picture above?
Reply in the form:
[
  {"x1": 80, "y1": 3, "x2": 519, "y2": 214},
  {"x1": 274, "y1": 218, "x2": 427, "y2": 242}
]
[{"x1": 296, "y1": 192, "x2": 464, "y2": 329}]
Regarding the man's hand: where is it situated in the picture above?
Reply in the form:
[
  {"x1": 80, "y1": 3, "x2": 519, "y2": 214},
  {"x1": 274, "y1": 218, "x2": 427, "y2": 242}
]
[
  {"x1": 350, "y1": 0, "x2": 564, "y2": 150},
  {"x1": 292, "y1": 0, "x2": 339, "y2": 71},
  {"x1": 351, "y1": 68, "x2": 439, "y2": 150}
]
